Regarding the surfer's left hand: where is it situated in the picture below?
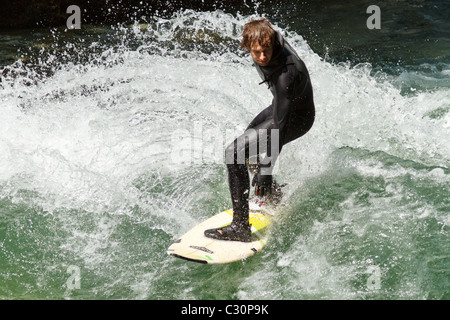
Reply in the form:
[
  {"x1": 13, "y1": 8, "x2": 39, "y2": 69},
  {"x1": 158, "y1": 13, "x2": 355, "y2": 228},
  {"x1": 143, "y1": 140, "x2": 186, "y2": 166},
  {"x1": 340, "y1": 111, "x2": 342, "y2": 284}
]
[{"x1": 252, "y1": 172, "x2": 273, "y2": 197}]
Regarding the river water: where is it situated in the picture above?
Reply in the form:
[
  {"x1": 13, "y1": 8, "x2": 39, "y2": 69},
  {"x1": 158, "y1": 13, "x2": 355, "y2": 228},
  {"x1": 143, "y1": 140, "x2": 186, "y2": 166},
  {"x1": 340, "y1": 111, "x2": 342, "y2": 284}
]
[{"x1": 0, "y1": 1, "x2": 449, "y2": 299}]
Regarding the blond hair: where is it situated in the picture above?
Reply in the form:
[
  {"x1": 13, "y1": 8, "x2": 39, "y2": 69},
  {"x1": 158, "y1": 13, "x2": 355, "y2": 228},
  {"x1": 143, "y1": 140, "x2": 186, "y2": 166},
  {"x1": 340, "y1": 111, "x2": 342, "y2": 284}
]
[{"x1": 240, "y1": 18, "x2": 276, "y2": 50}]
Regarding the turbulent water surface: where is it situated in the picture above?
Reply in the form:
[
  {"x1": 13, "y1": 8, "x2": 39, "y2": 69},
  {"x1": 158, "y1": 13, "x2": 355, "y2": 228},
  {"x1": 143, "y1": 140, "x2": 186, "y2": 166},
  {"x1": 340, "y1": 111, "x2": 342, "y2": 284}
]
[{"x1": 0, "y1": 2, "x2": 449, "y2": 299}]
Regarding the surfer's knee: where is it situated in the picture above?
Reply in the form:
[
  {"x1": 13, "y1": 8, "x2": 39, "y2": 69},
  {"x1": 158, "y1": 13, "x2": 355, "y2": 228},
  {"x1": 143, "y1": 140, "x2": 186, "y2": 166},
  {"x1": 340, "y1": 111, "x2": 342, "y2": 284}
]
[
  {"x1": 225, "y1": 128, "x2": 260, "y2": 166},
  {"x1": 225, "y1": 140, "x2": 249, "y2": 166}
]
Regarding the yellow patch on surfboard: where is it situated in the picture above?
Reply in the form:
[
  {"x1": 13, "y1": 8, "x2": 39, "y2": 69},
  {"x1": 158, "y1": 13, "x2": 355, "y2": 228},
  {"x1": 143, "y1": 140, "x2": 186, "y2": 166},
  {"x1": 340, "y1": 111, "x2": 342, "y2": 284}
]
[{"x1": 167, "y1": 199, "x2": 277, "y2": 264}]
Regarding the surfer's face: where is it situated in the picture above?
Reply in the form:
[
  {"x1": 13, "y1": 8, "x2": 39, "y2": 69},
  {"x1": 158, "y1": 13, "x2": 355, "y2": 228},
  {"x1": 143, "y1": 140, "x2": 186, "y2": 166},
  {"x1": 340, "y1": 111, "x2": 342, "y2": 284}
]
[{"x1": 250, "y1": 43, "x2": 273, "y2": 66}]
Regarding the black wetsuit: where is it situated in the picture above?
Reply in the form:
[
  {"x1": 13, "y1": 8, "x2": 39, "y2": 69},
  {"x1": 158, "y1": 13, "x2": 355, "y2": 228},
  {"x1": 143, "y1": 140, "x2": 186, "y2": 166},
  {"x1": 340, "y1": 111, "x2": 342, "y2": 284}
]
[{"x1": 205, "y1": 32, "x2": 315, "y2": 241}]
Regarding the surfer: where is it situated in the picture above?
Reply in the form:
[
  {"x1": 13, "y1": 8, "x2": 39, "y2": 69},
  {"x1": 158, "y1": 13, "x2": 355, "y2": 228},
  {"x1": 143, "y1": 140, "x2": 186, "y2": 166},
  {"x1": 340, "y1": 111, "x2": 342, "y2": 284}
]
[{"x1": 204, "y1": 18, "x2": 315, "y2": 242}]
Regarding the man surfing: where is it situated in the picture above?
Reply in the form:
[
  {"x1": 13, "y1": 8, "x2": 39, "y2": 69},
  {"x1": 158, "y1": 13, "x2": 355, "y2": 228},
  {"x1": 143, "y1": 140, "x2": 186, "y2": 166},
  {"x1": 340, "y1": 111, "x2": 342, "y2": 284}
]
[{"x1": 204, "y1": 18, "x2": 315, "y2": 242}]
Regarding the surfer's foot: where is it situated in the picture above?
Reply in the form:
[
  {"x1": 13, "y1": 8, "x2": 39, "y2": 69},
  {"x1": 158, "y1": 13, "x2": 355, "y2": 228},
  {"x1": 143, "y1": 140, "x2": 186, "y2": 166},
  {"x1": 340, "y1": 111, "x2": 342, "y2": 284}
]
[{"x1": 204, "y1": 222, "x2": 252, "y2": 242}]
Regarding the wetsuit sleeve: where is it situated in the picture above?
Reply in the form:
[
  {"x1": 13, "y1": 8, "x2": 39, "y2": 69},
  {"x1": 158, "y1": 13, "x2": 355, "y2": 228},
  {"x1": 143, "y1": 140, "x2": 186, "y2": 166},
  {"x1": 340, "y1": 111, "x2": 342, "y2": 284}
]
[{"x1": 272, "y1": 67, "x2": 297, "y2": 130}]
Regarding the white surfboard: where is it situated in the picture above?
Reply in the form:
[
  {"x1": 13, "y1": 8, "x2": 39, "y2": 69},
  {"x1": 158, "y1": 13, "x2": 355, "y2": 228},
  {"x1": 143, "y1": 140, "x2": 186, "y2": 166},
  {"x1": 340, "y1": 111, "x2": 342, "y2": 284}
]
[{"x1": 167, "y1": 198, "x2": 278, "y2": 264}]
